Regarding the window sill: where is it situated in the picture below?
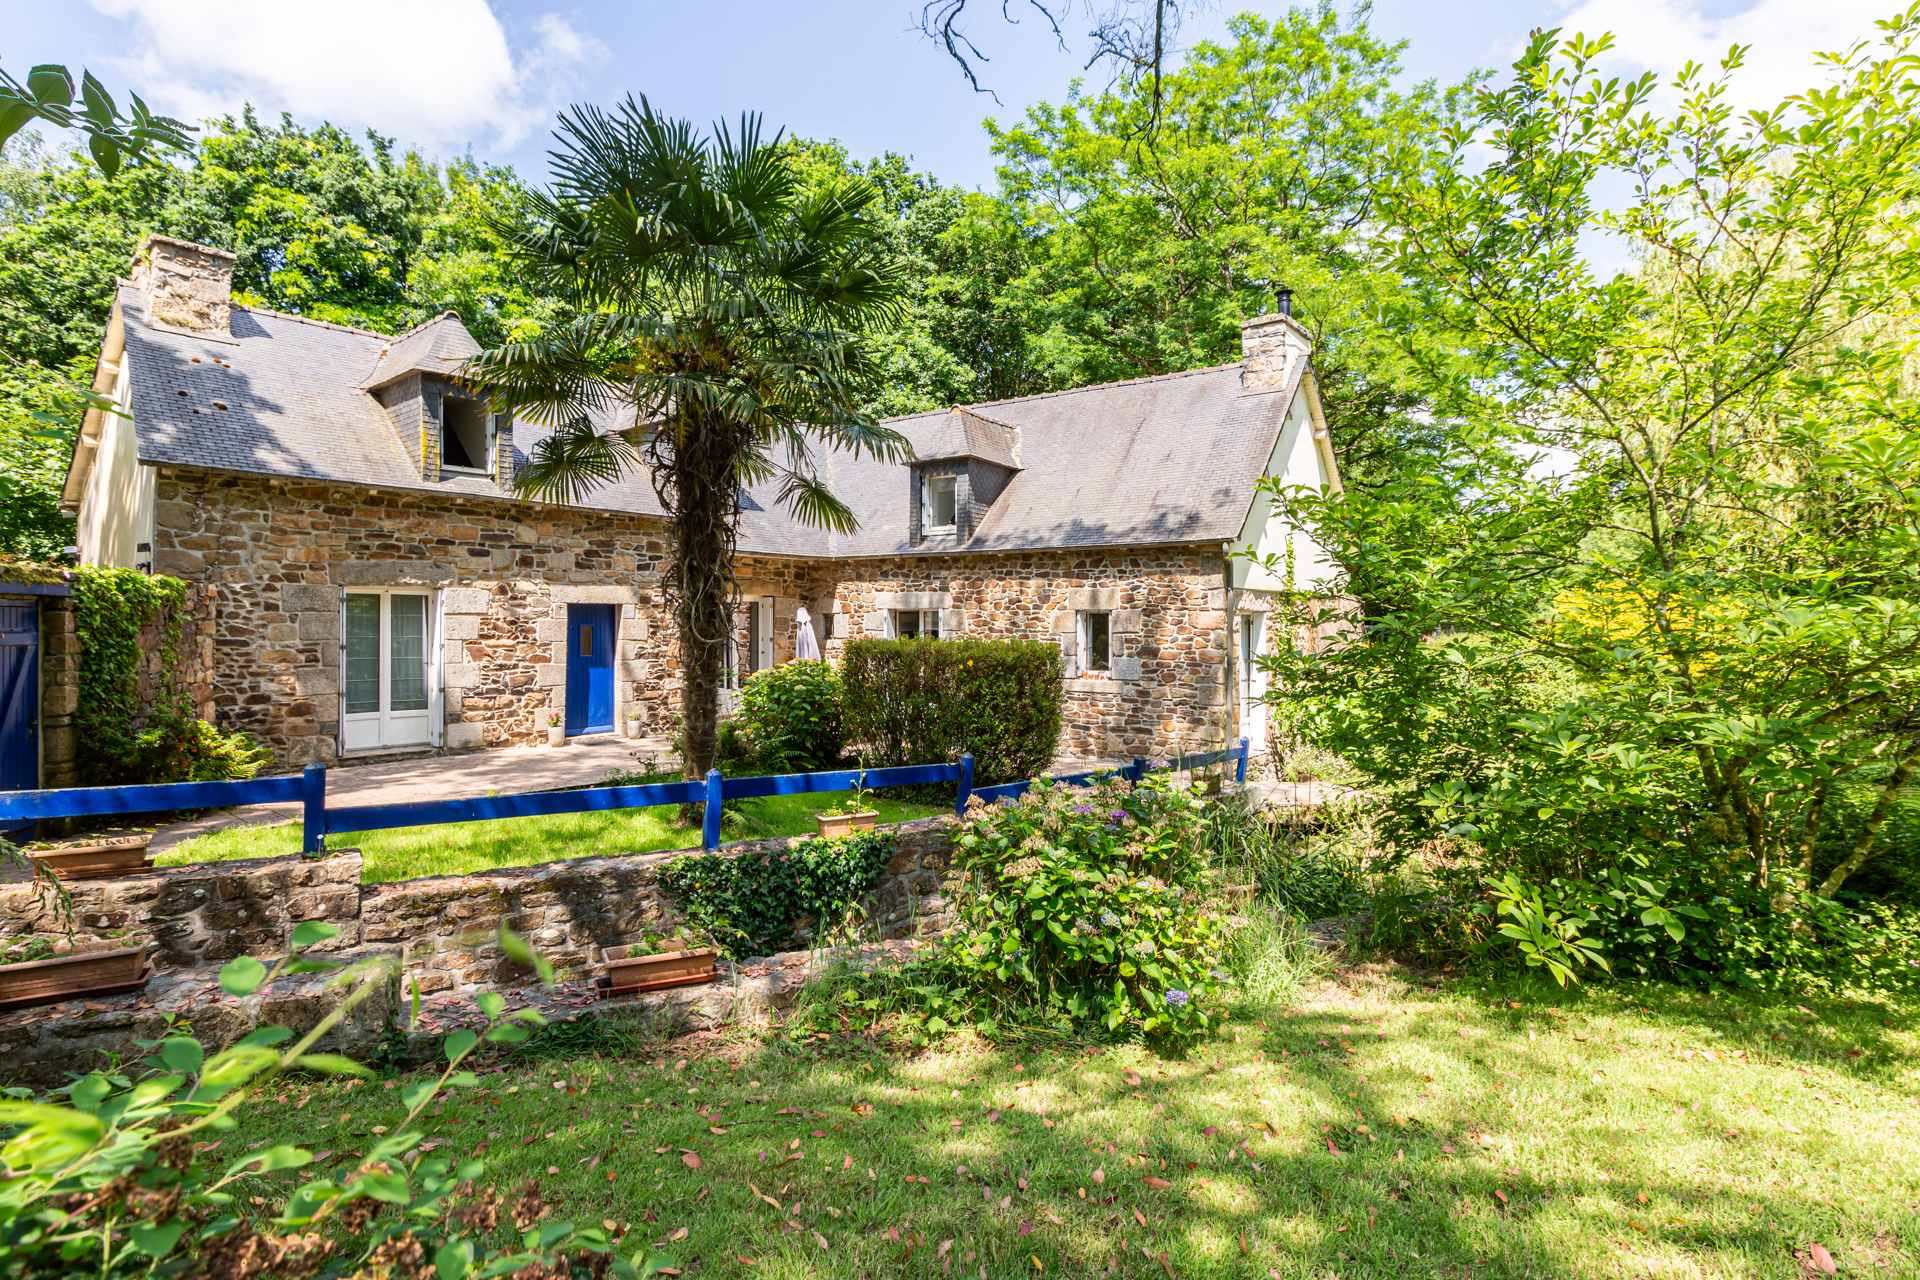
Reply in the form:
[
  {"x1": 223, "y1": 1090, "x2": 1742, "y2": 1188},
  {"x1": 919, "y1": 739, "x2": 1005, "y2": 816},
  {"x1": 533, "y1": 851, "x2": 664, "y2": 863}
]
[
  {"x1": 440, "y1": 466, "x2": 493, "y2": 477},
  {"x1": 1064, "y1": 676, "x2": 1130, "y2": 693}
]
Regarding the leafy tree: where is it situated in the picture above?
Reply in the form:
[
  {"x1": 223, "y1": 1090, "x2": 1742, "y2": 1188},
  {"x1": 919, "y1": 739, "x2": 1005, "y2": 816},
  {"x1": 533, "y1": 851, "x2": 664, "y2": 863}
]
[
  {"x1": 1259, "y1": 10, "x2": 1920, "y2": 964},
  {"x1": 986, "y1": 5, "x2": 1467, "y2": 483},
  {"x1": 464, "y1": 98, "x2": 910, "y2": 780},
  {"x1": 789, "y1": 141, "x2": 1045, "y2": 418}
]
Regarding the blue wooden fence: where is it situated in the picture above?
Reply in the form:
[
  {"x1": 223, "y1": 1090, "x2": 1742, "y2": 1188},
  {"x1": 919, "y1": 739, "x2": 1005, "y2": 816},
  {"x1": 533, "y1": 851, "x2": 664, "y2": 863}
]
[{"x1": 0, "y1": 738, "x2": 1248, "y2": 856}]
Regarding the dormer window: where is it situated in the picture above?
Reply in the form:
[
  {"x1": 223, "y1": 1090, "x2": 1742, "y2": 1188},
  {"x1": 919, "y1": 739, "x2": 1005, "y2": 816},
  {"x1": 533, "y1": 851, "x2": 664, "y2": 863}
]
[
  {"x1": 442, "y1": 397, "x2": 493, "y2": 474},
  {"x1": 921, "y1": 473, "x2": 956, "y2": 534}
]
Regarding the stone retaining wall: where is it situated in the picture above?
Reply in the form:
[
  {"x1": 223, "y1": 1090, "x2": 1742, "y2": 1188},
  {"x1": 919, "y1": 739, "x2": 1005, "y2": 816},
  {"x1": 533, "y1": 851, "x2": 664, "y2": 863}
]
[{"x1": 1, "y1": 817, "x2": 957, "y2": 998}]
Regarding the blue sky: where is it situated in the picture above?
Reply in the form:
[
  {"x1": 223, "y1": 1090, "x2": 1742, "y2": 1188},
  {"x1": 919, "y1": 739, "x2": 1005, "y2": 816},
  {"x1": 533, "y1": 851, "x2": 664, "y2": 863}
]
[{"x1": 15, "y1": 0, "x2": 1898, "y2": 190}]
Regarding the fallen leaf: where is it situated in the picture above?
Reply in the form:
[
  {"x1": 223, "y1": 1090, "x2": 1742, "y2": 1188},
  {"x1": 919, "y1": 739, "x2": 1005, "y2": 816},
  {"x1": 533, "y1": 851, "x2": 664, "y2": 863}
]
[
  {"x1": 1133, "y1": 1207, "x2": 1147, "y2": 1228},
  {"x1": 710, "y1": 1127, "x2": 728, "y2": 1135},
  {"x1": 1326, "y1": 1139, "x2": 1342, "y2": 1155},
  {"x1": 1201, "y1": 1127, "x2": 1219, "y2": 1137},
  {"x1": 1809, "y1": 1243, "x2": 1838, "y2": 1275},
  {"x1": 842, "y1": 1155, "x2": 853, "y2": 1170},
  {"x1": 1018, "y1": 1223, "x2": 1034, "y2": 1238},
  {"x1": 682, "y1": 1153, "x2": 703, "y2": 1169},
  {"x1": 1045, "y1": 1210, "x2": 1062, "y2": 1225},
  {"x1": 1092, "y1": 1168, "x2": 1106, "y2": 1184},
  {"x1": 1142, "y1": 1177, "x2": 1172, "y2": 1189},
  {"x1": 813, "y1": 1231, "x2": 830, "y2": 1251},
  {"x1": 810, "y1": 1129, "x2": 827, "y2": 1138},
  {"x1": 1494, "y1": 1189, "x2": 1508, "y2": 1204},
  {"x1": 737, "y1": 1258, "x2": 757, "y2": 1267}
]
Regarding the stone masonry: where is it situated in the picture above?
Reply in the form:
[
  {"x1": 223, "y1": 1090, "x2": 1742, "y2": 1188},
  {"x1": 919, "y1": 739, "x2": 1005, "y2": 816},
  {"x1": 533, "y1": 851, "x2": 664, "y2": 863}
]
[
  {"x1": 818, "y1": 547, "x2": 1234, "y2": 757},
  {"x1": 151, "y1": 470, "x2": 676, "y2": 763}
]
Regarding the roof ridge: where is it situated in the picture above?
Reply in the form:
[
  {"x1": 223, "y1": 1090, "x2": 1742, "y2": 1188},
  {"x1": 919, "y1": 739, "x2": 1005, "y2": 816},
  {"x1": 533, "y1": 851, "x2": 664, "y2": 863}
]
[
  {"x1": 880, "y1": 361, "x2": 1241, "y2": 424},
  {"x1": 383, "y1": 310, "x2": 465, "y2": 344},
  {"x1": 230, "y1": 300, "x2": 394, "y2": 340}
]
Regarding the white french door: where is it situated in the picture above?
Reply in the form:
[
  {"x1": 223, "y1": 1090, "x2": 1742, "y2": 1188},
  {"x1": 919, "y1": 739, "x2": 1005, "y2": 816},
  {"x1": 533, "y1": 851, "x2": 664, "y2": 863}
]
[
  {"x1": 342, "y1": 591, "x2": 432, "y2": 751},
  {"x1": 1239, "y1": 612, "x2": 1268, "y2": 744}
]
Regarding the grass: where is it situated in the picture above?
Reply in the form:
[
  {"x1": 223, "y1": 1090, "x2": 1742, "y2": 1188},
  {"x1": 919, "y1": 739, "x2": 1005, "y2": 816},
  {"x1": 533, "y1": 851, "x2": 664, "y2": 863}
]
[
  {"x1": 154, "y1": 791, "x2": 945, "y2": 883},
  {"x1": 213, "y1": 966, "x2": 1920, "y2": 1279}
]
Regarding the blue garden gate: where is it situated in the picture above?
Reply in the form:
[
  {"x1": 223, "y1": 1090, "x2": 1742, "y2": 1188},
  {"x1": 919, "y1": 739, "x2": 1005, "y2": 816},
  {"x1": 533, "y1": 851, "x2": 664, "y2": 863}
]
[{"x1": 0, "y1": 601, "x2": 40, "y2": 808}]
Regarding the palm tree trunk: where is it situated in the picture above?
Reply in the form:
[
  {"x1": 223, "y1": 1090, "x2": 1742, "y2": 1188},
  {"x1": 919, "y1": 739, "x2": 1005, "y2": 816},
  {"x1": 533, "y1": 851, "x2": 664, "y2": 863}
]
[{"x1": 666, "y1": 411, "x2": 743, "y2": 783}]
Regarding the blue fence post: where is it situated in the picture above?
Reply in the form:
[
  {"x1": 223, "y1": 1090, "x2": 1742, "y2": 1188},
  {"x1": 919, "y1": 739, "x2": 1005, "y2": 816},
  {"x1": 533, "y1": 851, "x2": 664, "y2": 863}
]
[
  {"x1": 702, "y1": 768, "x2": 724, "y2": 850},
  {"x1": 1235, "y1": 737, "x2": 1250, "y2": 785},
  {"x1": 302, "y1": 762, "x2": 327, "y2": 855},
  {"x1": 955, "y1": 754, "x2": 975, "y2": 816},
  {"x1": 1129, "y1": 755, "x2": 1147, "y2": 784}
]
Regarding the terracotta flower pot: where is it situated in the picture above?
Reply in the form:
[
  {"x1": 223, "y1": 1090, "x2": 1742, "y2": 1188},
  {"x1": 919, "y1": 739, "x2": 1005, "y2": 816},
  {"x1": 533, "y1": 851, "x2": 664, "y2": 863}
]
[
  {"x1": 28, "y1": 835, "x2": 154, "y2": 881},
  {"x1": 814, "y1": 811, "x2": 879, "y2": 839},
  {"x1": 0, "y1": 942, "x2": 151, "y2": 1010},
  {"x1": 592, "y1": 942, "x2": 717, "y2": 996}
]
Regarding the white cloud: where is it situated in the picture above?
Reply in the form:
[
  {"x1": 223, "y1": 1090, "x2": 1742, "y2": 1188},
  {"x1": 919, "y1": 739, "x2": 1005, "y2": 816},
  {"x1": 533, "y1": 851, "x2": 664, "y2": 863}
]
[
  {"x1": 1547, "y1": 0, "x2": 1895, "y2": 105},
  {"x1": 85, "y1": 0, "x2": 605, "y2": 150}
]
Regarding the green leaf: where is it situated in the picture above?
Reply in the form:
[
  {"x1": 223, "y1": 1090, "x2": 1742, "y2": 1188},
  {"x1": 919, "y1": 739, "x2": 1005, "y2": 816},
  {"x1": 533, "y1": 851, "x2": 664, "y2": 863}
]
[
  {"x1": 402, "y1": 1082, "x2": 437, "y2": 1111},
  {"x1": 129, "y1": 1220, "x2": 187, "y2": 1258},
  {"x1": 483, "y1": 1024, "x2": 530, "y2": 1044},
  {"x1": 160, "y1": 1036, "x2": 206, "y2": 1074},
  {"x1": 294, "y1": 1054, "x2": 371, "y2": 1077},
  {"x1": 291, "y1": 921, "x2": 342, "y2": 949},
  {"x1": 411, "y1": 973, "x2": 422, "y2": 1029},
  {"x1": 498, "y1": 927, "x2": 554, "y2": 983},
  {"x1": 444, "y1": 1029, "x2": 478, "y2": 1063},
  {"x1": 68, "y1": 1073, "x2": 112, "y2": 1112},
  {"x1": 88, "y1": 130, "x2": 121, "y2": 178},
  {"x1": 348, "y1": 1169, "x2": 412, "y2": 1204},
  {"x1": 437, "y1": 1240, "x2": 474, "y2": 1280},
  {"x1": 476, "y1": 992, "x2": 505, "y2": 1020},
  {"x1": 219, "y1": 955, "x2": 269, "y2": 997},
  {"x1": 225, "y1": 1144, "x2": 312, "y2": 1178},
  {"x1": 236, "y1": 1026, "x2": 295, "y2": 1049},
  {"x1": 26, "y1": 64, "x2": 74, "y2": 108}
]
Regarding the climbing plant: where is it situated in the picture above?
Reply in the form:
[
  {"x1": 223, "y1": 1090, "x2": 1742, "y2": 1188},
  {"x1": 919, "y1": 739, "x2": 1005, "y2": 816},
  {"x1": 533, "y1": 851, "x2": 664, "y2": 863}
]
[
  {"x1": 661, "y1": 830, "x2": 897, "y2": 958},
  {"x1": 69, "y1": 565, "x2": 264, "y2": 785}
]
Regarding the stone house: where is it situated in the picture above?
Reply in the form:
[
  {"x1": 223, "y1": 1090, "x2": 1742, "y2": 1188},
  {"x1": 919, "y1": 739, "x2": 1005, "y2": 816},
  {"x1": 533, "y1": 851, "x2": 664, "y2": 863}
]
[{"x1": 60, "y1": 234, "x2": 1344, "y2": 769}]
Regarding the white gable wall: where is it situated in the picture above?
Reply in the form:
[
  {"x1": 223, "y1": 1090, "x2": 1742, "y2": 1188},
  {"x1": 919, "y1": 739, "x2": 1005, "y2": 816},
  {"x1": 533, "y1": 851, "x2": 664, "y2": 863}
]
[
  {"x1": 75, "y1": 359, "x2": 155, "y2": 570},
  {"x1": 1230, "y1": 382, "x2": 1339, "y2": 594}
]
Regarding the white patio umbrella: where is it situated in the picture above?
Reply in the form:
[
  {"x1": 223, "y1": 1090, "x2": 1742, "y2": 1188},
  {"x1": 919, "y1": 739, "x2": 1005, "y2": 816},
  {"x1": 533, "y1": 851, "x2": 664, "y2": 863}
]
[{"x1": 794, "y1": 605, "x2": 821, "y2": 660}]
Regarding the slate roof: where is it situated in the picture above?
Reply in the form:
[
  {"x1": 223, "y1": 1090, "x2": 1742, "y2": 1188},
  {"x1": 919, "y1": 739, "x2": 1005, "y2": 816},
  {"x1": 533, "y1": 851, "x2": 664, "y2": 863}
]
[
  {"x1": 914, "y1": 407, "x2": 1022, "y2": 469},
  {"x1": 93, "y1": 281, "x2": 1305, "y2": 557},
  {"x1": 361, "y1": 312, "x2": 483, "y2": 390}
]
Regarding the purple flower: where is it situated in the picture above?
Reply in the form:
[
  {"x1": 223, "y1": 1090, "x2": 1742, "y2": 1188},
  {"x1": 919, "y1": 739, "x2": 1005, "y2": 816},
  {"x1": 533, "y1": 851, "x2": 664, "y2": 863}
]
[
  {"x1": 1110, "y1": 809, "x2": 1128, "y2": 820},
  {"x1": 1163, "y1": 989, "x2": 1190, "y2": 1007},
  {"x1": 1075, "y1": 804, "x2": 1095, "y2": 815}
]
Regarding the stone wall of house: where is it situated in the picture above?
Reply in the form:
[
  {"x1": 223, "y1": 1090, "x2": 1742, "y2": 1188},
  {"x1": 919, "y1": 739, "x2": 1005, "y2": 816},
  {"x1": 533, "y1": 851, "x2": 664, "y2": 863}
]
[
  {"x1": 0, "y1": 818, "x2": 956, "y2": 999},
  {"x1": 148, "y1": 470, "x2": 679, "y2": 765},
  {"x1": 817, "y1": 547, "x2": 1233, "y2": 758}
]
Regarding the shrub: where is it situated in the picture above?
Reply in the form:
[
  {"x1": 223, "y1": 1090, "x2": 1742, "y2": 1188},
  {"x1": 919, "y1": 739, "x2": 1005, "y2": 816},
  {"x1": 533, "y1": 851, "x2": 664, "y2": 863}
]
[
  {"x1": 946, "y1": 775, "x2": 1229, "y2": 1042},
  {"x1": 841, "y1": 638, "x2": 1064, "y2": 785},
  {"x1": 737, "y1": 659, "x2": 844, "y2": 771},
  {"x1": 660, "y1": 830, "x2": 896, "y2": 957},
  {"x1": 0, "y1": 925, "x2": 671, "y2": 1280}
]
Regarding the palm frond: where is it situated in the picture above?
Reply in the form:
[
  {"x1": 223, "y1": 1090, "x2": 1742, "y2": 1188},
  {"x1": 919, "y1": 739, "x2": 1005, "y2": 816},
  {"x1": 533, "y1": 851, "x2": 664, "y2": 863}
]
[{"x1": 514, "y1": 416, "x2": 643, "y2": 506}]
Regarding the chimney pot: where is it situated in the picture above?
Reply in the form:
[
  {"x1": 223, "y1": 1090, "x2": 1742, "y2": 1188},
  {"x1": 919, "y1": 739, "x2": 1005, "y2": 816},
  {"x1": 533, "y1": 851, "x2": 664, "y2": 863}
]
[
  {"x1": 1275, "y1": 285, "x2": 1294, "y2": 316},
  {"x1": 130, "y1": 234, "x2": 236, "y2": 335}
]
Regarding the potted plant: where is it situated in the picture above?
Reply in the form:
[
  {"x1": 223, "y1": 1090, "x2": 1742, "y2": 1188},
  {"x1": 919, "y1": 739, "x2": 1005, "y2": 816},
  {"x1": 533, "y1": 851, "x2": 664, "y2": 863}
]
[
  {"x1": 813, "y1": 769, "x2": 878, "y2": 838},
  {"x1": 27, "y1": 831, "x2": 153, "y2": 880},
  {"x1": 0, "y1": 932, "x2": 152, "y2": 1010},
  {"x1": 590, "y1": 928, "x2": 717, "y2": 996},
  {"x1": 546, "y1": 710, "x2": 565, "y2": 747},
  {"x1": 624, "y1": 707, "x2": 644, "y2": 738}
]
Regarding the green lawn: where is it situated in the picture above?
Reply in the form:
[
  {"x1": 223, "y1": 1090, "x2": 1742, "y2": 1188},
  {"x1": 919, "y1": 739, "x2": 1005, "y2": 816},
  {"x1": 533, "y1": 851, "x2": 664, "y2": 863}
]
[
  {"x1": 214, "y1": 969, "x2": 1919, "y2": 1279},
  {"x1": 155, "y1": 791, "x2": 945, "y2": 882}
]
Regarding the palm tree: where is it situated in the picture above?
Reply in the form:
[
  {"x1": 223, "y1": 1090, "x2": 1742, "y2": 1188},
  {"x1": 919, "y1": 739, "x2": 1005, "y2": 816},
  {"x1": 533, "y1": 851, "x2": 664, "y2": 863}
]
[{"x1": 462, "y1": 97, "x2": 909, "y2": 780}]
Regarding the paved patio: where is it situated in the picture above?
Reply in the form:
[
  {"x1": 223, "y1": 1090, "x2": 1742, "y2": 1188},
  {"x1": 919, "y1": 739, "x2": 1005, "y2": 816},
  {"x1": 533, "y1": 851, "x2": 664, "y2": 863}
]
[{"x1": 150, "y1": 735, "x2": 675, "y2": 852}]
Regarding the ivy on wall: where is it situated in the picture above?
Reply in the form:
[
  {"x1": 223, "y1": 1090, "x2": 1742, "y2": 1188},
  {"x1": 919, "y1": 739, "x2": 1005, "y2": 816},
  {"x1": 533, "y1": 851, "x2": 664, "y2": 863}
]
[
  {"x1": 661, "y1": 830, "x2": 897, "y2": 958},
  {"x1": 70, "y1": 566, "x2": 264, "y2": 785}
]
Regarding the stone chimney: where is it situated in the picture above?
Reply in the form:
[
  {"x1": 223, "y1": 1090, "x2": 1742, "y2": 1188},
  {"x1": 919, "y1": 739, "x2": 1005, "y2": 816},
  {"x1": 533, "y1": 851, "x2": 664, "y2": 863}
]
[
  {"x1": 130, "y1": 234, "x2": 236, "y2": 334},
  {"x1": 1239, "y1": 310, "x2": 1313, "y2": 393}
]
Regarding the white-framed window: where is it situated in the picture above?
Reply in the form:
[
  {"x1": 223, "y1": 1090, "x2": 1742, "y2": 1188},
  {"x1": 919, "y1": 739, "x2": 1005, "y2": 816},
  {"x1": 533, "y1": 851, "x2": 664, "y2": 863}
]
[
  {"x1": 726, "y1": 596, "x2": 775, "y2": 689},
  {"x1": 441, "y1": 397, "x2": 494, "y2": 474},
  {"x1": 1077, "y1": 610, "x2": 1111, "y2": 674},
  {"x1": 894, "y1": 609, "x2": 942, "y2": 639},
  {"x1": 1240, "y1": 612, "x2": 1268, "y2": 740},
  {"x1": 921, "y1": 473, "x2": 957, "y2": 534},
  {"x1": 342, "y1": 590, "x2": 434, "y2": 751}
]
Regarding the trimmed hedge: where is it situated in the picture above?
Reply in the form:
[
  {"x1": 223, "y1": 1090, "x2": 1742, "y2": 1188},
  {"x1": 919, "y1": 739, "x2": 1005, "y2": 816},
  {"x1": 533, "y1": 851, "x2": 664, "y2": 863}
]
[{"x1": 841, "y1": 638, "x2": 1064, "y2": 785}]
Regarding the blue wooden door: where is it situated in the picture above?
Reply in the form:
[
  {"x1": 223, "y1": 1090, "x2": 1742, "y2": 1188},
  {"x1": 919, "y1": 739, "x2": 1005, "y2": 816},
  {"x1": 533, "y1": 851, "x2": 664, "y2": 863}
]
[
  {"x1": 0, "y1": 602, "x2": 40, "y2": 795},
  {"x1": 564, "y1": 604, "x2": 615, "y2": 736}
]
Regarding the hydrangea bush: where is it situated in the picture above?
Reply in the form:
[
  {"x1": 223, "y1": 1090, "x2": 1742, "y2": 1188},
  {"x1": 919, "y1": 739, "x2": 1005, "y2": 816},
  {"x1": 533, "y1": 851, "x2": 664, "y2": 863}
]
[{"x1": 945, "y1": 775, "x2": 1231, "y2": 1042}]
